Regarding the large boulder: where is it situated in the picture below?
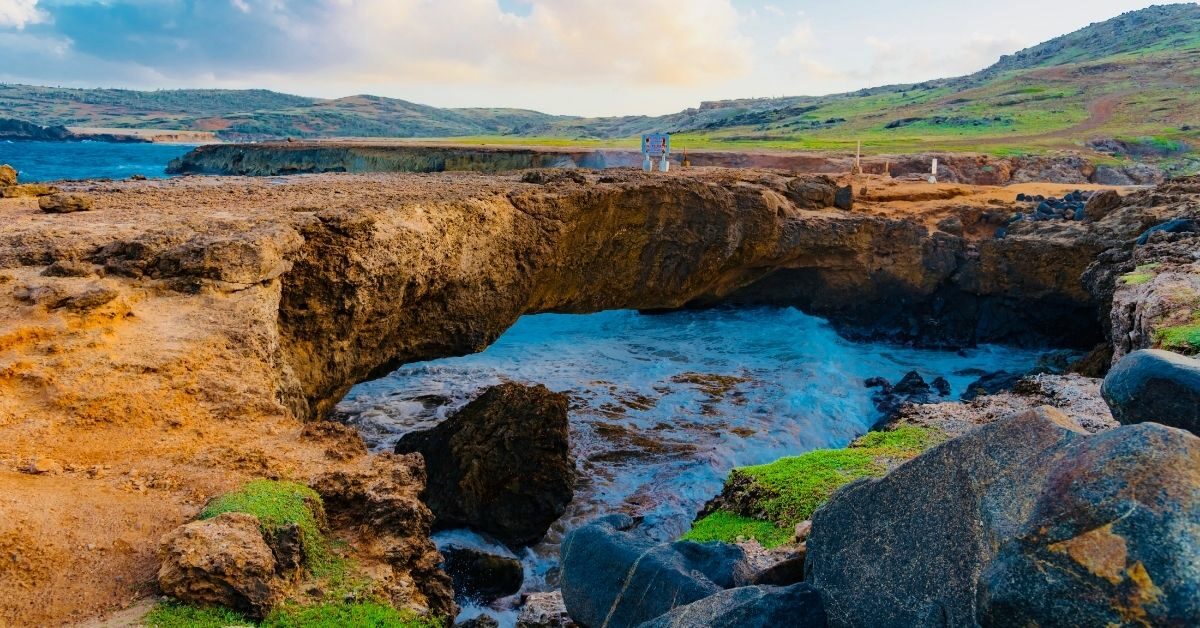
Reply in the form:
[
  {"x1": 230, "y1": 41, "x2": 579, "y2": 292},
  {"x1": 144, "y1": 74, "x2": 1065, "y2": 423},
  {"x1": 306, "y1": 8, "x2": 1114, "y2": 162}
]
[
  {"x1": 0, "y1": 164, "x2": 15, "y2": 187},
  {"x1": 977, "y1": 422, "x2": 1200, "y2": 626},
  {"x1": 805, "y1": 407, "x2": 1200, "y2": 627},
  {"x1": 157, "y1": 512, "x2": 281, "y2": 617},
  {"x1": 560, "y1": 515, "x2": 749, "y2": 628},
  {"x1": 1101, "y1": 349, "x2": 1200, "y2": 435},
  {"x1": 394, "y1": 383, "x2": 574, "y2": 546},
  {"x1": 635, "y1": 583, "x2": 826, "y2": 628}
]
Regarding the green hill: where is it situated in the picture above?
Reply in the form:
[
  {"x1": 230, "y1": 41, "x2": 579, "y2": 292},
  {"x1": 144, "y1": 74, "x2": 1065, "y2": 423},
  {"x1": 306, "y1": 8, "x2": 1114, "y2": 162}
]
[{"x1": 3, "y1": 4, "x2": 1198, "y2": 170}]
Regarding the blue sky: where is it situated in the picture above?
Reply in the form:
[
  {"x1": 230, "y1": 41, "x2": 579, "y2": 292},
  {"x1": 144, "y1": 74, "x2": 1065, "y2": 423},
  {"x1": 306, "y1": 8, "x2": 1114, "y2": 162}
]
[{"x1": 0, "y1": 0, "x2": 1189, "y2": 116}]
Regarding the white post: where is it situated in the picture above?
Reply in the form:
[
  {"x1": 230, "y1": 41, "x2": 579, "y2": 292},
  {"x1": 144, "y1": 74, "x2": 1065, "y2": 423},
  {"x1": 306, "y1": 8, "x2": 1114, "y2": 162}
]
[
  {"x1": 929, "y1": 158, "x2": 938, "y2": 184},
  {"x1": 643, "y1": 153, "x2": 652, "y2": 173}
]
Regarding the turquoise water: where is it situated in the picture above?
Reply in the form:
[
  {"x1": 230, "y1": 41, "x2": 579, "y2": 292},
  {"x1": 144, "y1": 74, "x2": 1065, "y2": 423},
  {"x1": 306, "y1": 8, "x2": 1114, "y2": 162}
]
[
  {"x1": 0, "y1": 141, "x2": 196, "y2": 182},
  {"x1": 338, "y1": 307, "x2": 1044, "y2": 619}
]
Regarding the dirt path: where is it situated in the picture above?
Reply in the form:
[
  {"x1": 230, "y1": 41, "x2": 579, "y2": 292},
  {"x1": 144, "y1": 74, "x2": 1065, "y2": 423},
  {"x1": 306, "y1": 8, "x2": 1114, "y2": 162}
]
[{"x1": 946, "y1": 91, "x2": 1130, "y2": 149}]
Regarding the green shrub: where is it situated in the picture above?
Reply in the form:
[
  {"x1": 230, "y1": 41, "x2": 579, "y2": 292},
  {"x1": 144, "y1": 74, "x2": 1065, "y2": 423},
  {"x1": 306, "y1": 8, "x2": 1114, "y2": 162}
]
[
  {"x1": 200, "y1": 480, "x2": 329, "y2": 571},
  {"x1": 1156, "y1": 320, "x2": 1200, "y2": 353}
]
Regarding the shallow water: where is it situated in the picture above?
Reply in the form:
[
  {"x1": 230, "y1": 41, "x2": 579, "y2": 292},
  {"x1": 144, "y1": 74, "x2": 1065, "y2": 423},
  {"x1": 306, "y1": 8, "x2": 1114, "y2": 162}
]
[
  {"x1": 337, "y1": 307, "x2": 1044, "y2": 622},
  {"x1": 0, "y1": 140, "x2": 195, "y2": 182}
]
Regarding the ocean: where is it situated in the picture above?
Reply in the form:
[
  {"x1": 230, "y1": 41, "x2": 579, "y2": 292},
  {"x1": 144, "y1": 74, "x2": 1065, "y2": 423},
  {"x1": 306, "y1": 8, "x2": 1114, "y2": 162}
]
[{"x1": 0, "y1": 140, "x2": 197, "y2": 182}]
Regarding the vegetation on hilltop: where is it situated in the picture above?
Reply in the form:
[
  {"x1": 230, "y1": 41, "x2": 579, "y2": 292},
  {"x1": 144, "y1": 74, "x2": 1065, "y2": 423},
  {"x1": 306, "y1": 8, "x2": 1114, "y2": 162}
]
[{"x1": 2, "y1": 5, "x2": 1198, "y2": 168}]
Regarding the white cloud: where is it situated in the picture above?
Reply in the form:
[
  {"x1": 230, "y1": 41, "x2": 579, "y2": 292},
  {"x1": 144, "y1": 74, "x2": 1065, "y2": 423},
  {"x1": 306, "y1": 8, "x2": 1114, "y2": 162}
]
[
  {"x1": 0, "y1": 0, "x2": 43, "y2": 29},
  {"x1": 309, "y1": 0, "x2": 754, "y2": 87}
]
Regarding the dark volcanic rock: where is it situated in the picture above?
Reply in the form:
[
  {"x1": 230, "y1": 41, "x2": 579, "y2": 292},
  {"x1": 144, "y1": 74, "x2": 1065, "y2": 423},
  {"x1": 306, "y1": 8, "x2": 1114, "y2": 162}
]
[
  {"x1": 1136, "y1": 218, "x2": 1200, "y2": 245},
  {"x1": 635, "y1": 583, "x2": 827, "y2": 628},
  {"x1": 560, "y1": 515, "x2": 749, "y2": 628},
  {"x1": 805, "y1": 407, "x2": 1200, "y2": 627},
  {"x1": 1101, "y1": 349, "x2": 1200, "y2": 435},
  {"x1": 394, "y1": 383, "x2": 574, "y2": 546},
  {"x1": 833, "y1": 185, "x2": 854, "y2": 211},
  {"x1": 1083, "y1": 189, "x2": 1122, "y2": 221},
  {"x1": 441, "y1": 545, "x2": 524, "y2": 602},
  {"x1": 961, "y1": 370, "x2": 1023, "y2": 400},
  {"x1": 977, "y1": 421, "x2": 1200, "y2": 626},
  {"x1": 867, "y1": 371, "x2": 943, "y2": 420}
]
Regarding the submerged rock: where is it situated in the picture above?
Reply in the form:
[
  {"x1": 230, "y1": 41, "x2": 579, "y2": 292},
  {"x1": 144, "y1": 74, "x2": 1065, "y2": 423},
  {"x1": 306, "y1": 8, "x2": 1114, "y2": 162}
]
[
  {"x1": 866, "y1": 371, "x2": 945, "y2": 420},
  {"x1": 1101, "y1": 349, "x2": 1200, "y2": 435},
  {"x1": 560, "y1": 515, "x2": 749, "y2": 628},
  {"x1": 806, "y1": 407, "x2": 1200, "y2": 627},
  {"x1": 394, "y1": 383, "x2": 574, "y2": 547},
  {"x1": 517, "y1": 591, "x2": 575, "y2": 628},
  {"x1": 635, "y1": 583, "x2": 826, "y2": 628},
  {"x1": 157, "y1": 512, "x2": 281, "y2": 617},
  {"x1": 441, "y1": 544, "x2": 524, "y2": 602}
]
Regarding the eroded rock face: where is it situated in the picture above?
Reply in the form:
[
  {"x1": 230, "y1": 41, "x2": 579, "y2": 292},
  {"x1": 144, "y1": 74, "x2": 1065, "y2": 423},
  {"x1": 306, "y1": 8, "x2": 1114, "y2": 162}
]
[
  {"x1": 560, "y1": 515, "x2": 749, "y2": 628},
  {"x1": 157, "y1": 512, "x2": 280, "y2": 617},
  {"x1": 806, "y1": 408, "x2": 1200, "y2": 627},
  {"x1": 313, "y1": 453, "x2": 456, "y2": 617},
  {"x1": 1102, "y1": 349, "x2": 1200, "y2": 434},
  {"x1": 0, "y1": 164, "x2": 15, "y2": 187},
  {"x1": 394, "y1": 383, "x2": 574, "y2": 546}
]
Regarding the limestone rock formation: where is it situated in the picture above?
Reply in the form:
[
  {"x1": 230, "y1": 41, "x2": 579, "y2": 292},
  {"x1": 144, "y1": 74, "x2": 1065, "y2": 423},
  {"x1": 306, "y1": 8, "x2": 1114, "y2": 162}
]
[
  {"x1": 394, "y1": 383, "x2": 574, "y2": 546},
  {"x1": 38, "y1": 193, "x2": 94, "y2": 213},
  {"x1": 0, "y1": 164, "x2": 15, "y2": 187},
  {"x1": 634, "y1": 583, "x2": 827, "y2": 628},
  {"x1": 313, "y1": 454, "x2": 456, "y2": 617},
  {"x1": 559, "y1": 514, "x2": 749, "y2": 628},
  {"x1": 157, "y1": 512, "x2": 281, "y2": 617},
  {"x1": 1101, "y1": 349, "x2": 1200, "y2": 434},
  {"x1": 805, "y1": 407, "x2": 1200, "y2": 627}
]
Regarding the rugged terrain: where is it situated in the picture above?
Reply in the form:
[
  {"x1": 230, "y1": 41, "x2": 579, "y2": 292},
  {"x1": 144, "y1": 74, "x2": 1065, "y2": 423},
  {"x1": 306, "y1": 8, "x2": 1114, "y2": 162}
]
[{"x1": 0, "y1": 167, "x2": 1196, "y2": 624}]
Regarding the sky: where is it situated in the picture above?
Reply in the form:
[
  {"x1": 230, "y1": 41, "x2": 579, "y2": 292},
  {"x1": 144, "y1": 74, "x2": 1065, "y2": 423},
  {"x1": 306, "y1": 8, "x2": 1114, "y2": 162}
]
[{"x1": 0, "y1": 0, "x2": 1189, "y2": 116}]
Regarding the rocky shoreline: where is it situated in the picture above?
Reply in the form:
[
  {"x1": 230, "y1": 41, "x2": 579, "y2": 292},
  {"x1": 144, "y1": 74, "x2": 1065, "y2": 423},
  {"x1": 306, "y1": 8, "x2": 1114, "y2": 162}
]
[
  {"x1": 0, "y1": 167, "x2": 1197, "y2": 625},
  {"x1": 168, "y1": 142, "x2": 1164, "y2": 186}
]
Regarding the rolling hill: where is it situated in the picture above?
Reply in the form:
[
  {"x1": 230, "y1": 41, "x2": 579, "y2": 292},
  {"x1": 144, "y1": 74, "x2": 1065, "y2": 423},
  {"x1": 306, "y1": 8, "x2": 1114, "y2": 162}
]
[{"x1": 2, "y1": 4, "x2": 1198, "y2": 171}]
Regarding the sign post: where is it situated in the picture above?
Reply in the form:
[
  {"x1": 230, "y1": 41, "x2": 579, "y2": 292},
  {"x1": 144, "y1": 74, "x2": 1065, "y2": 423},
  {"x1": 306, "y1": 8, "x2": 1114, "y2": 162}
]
[{"x1": 641, "y1": 133, "x2": 671, "y2": 173}]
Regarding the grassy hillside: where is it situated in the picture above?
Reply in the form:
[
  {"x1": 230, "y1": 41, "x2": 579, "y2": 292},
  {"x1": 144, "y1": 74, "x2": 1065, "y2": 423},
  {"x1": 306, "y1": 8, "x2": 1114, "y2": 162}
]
[{"x1": 2, "y1": 4, "x2": 1198, "y2": 169}]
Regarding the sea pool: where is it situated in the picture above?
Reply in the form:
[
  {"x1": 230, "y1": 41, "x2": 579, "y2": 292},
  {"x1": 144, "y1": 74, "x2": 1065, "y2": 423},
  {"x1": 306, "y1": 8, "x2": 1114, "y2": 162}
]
[{"x1": 337, "y1": 307, "x2": 1045, "y2": 623}]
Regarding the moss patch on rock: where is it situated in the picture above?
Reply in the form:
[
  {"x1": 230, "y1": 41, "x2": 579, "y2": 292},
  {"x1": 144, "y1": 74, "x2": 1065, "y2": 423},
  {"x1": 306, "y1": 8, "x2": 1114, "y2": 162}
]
[
  {"x1": 1155, "y1": 320, "x2": 1200, "y2": 353},
  {"x1": 200, "y1": 480, "x2": 329, "y2": 571},
  {"x1": 681, "y1": 510, "x2": 795, "y2": 548},
  {"x1": 1120, "y1": 263, "x2": 1161, "y2": 285},
  {"x1": 685, "y1": 427, "x2": 946, "y2": 546}
]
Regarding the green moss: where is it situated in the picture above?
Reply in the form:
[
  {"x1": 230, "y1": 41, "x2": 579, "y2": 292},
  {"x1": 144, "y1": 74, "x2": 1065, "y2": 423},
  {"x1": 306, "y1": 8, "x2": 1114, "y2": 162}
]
[
  {"x1": 144, "y1": 601, "x2": 253, "y2": 628},
  {"x1": 1155, "y1": 321, "x2": 1200, "y2": 353},
  {"x1": 262, "y1": 602, "x2": 444, "y2": 628},
  {"x1": 199, "y1": 480, "x2": 329, "y2": 572},
  {"x1": 1121, "y1": 263, "x2": 1162, "y2": 285},
  {"x1": 681, "y1": 511, "x2": 795, "y2": 549},
  {"x1": 681, "y1": 428, "x2": 946, "y2": 546}
]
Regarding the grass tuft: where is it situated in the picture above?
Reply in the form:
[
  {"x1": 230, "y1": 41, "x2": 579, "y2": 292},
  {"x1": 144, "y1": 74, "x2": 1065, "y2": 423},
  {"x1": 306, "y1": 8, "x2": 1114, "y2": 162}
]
[
  {"x1": 200, "y1": 480, "x2": 330, "y2": 572},
  {"x1": 262, "y1": 601, "x2": 444, "y2": 628},
  {"x1": 144, "y1": 600, "x2": 253, "y2": 628}
]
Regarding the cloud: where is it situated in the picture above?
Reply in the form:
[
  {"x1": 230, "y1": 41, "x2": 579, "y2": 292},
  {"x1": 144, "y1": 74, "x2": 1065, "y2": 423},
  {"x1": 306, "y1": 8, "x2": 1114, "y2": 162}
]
[
  {"x1": 0, "y1": 0, "x2": 44, "y2": 29},
  {"x1": 2, "y1": 0, "x2": 752, "y2": 90}
]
